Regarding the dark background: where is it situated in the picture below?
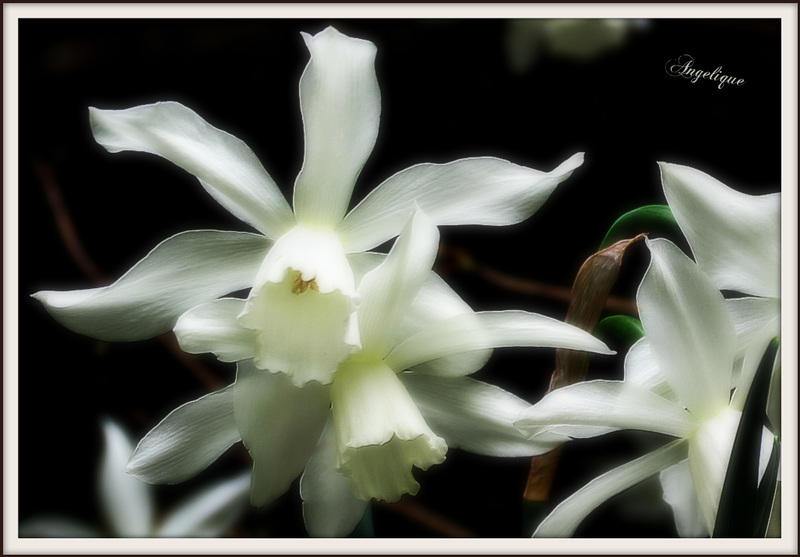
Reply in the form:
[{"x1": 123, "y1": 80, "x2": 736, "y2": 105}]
[{"x1": 17, "y1": 18, "x2": 781, "y2": 538}]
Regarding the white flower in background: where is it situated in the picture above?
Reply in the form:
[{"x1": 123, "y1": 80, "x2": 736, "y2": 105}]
[
  {"x1": 125, "y1": 210, "x2": 613, "y2": 537},
  {"x1": 516, "y1": 238, "x2": 773, "y2": 537},
  {"x1": 19, "y1": 419, "x2": 250, "y2": 538},
  {"x1": 33, "y1": 26, "x2": 584, "y2": 388},
  {"x1": 659, "y1": 162, "x2": 781, "y2": 425}
]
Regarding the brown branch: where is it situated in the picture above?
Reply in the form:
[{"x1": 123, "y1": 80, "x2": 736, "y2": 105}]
[{"x1": 377, "y1": 498, "x2": 476, "y2": 537}]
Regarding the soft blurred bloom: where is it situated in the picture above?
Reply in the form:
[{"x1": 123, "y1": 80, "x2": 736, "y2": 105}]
[
  {"x1": 126, "y1": 210, "x2": 613, "y2": 537},
  {"x1": 33, "y1": 26, "x2": 584, "y2": 388},
  {"x1": 516, "y1": 238, "x2": 773, "y2": 537},
  {"x1": 20, "y1": 418, "x2": 250, "y2": 538}
]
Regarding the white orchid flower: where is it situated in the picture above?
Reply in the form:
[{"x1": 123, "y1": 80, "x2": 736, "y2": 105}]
[
  {"x1": 20, "y1": 418, "x2": 250, "y2": 538},
  {"x1": 125, "y1": 209, "x2": 613, "y2": 537},
  {"x1": 515, "y1": 238, "x2": 774, "y2": 537},
  {"x1": 33, "y1": 26, "x2": 584, "y2": 388},
  {"x1": 659, "y1": 162, "x2": 780, "y2": 420}
]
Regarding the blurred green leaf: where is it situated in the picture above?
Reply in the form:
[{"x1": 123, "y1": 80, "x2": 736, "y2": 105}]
[
  {"x1": 600, "y1": 205, "x2": 678, "y2": 250},
  {"x1": 595, "y1": 315, "x2": 644, "y2": 346},
  {"x1": 713, "y1": 338, "x2": 780, "y2": 537},
  {"x1": 755, "y1": 437, "x2": 780, "y2": 537},
  {"x1": 349, "y1": 504, "x2": 374, "y2": 537}
]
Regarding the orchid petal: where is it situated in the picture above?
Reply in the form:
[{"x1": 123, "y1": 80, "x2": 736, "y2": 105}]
[
  {"x1": 126, "y1": 386, "x2": 240, "y2": 485},
  {"x1": 357, "y1": 209, "x2": 439, "y2": 357},
  {"x1": 534, "y1": 440, "x2": 688, "y2": 537},
  {"x1": 238, "y1": 226, "x2": 359, "y2": 386},
  {"x1": 300, "y1": 423, "x2": 369, "y2": 537},
  {"x1": 401, "y1": 373, "x2": 565, "y2": 457},
  {"x1": 156, "y1": 472, "x2": 251, "y2": 537},
  {"x1": 639, "y1": 238, "x2": 737, "y2": 419},
  {"x1": 659, "y1": 162, "x2": 780, "y2": 298},
  {"x1": 33, "y1": 230, "x2": 270, "y2": 342},
  {"x1": 98, "y1": 419, "x2": 154, "y2": 537},
  {"x1": 293, "y1": 27, "x2": 380, "y2": 228},
  {"x1": 331, "y1": 360, "x2": 447, "y2": 502},
  {"x1": 233, "y1": 361, "x2": 330, "y2": 507},
  {"x1": 90, "y1": 102, "x2": 294, "y2": 239},
  {"x1": 174, "y1": 298, "x2": 255, "y2": 362},
  {"x1": 338, "y1": 153, "x2": 584, "y2": 252},
  {"x1": 623, "y1": 338, "x2": 678, "y2": 402},
  {"x1": 516, "y1": 380, "x2": 695, "y2": 440},
  {"x1": 385, "y1": 310, "x2": 613, "y2": 376},
  {"x1": 660, "y1": 459, "x2": 709, "y2": 537}
]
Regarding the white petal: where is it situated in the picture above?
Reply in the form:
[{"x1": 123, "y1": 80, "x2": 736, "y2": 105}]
[
  {"x1": 98, "y1": 419, "x2": 154, "y2": 537},
  {"x1": 639, "y1": 238, "x2": 737, "y2": 419},
  {"x1": 233, "y1": 360, "x2": 330, "y2": 507},
  {"x1": 90, "y1": 102, "x2": 294, "y2": 239},
  {"x1": 660, "y1": 459, "x2": 709, "y2": 537},
  {"x1": 293, "y1": 27, "x2": 380, "y2": 228},
  {"x1": 385, "y1": 310, "x2": 613, "y2": 376},
  {"x1": 156, "y1": 472, "x2": 251, "y2": 537},
  {"x1": 238, "y1": 226, "x2": 359, "y2": 386},
  {"x1": 300, "y1": 422, "x2": 369, "y2": 537},
  {"x1": 400, "y1": 373, "x2": 565, "y2": 457},
  {"x1": 33, "y1": 230, "x2": 270, "y2": 341},
  {"x1": 534, "y1": 440, "x2": 688, "y2": 537},
  {"x1": 356, "y1": 209, "x2": 439, "y2": 357},
  {"x1": 515, "y1": 380, "x2": 695, "y2": 440},
  {"x1": 331, "y1": 359, "x2": 447, "y2": 502},
  {"x1": 19, "y1": 517, "x2": 101, "y2": 538},
  {"x1": 659, "y1": 162, "x2": 780, "y2": 298},
  {"x1": 687, "y1": 406, "x2": 742, "y2": 533},
  {"x1": 126, "y1": 386, "x2": 240, "y2": 485},
  {"x1": 623, "y1": 338, "x2": 678, "y2": 402},
  {"x1": 174, "y1": 298, "x2": 255, "y2": 362},
  {"x1": 338, "y1": 153, "x2": 584, "y2": 252}
]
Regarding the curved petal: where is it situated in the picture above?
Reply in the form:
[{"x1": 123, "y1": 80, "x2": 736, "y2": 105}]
[
  {"x1": 338, "y1": 153, "x2": 584, "y2": 252},
  {"x1": 384, "y1": 310, "x2": 613, "y2": 376},
  {"x1": 660, "y1": 459, "x2": 709, "y2": 537},
  {"x1": 33, "y1": 230, "x2": 271, "y2": 342},
  {"x1": 515, "y1": 380, "x2": 696, "y2": 440},
  {"x1": 98, "y1": 419, "x2": 154, "y2": 537},
  {"x1": 233, "y1": 360, "x2": 330, "y2": 507},
  {"x1": 293, "y1": 27, "x2": 381, "y2": 228},
  {"x1": 331, "y1": 359, "x2": 447, "y2": 502},
  {"x1": 238, "y1": 226, "x2": 359, "y2": 386},
  {"x1": 356, "y1": 208, "x2": 439, "y2": 357},
  {"x1": 174, "y1": 298, "x2": 255, "y2": 362},
  {"x1": 623, "y1": 338, "x2": 678, "y2": 402},
  {"x1": 533, "y1": 440, "x2": 688, "y2": 537},
  {"x1": 639, "y1": 238, "x2": 737, "y2": 419},
  {"x1": 400, "y1": 373, "x2": 565, "y2": 457},
  {"x1": 659, "y1": 162, "x2": 780, "y2": 298},
  {"x1": 18, "y1": 517, "x2": 101, "y2": 538},
  {"x1": 156, "y1": 472, "x2": 251, "y2": 537},
  {"x1": 90, "y1": 102, "x2": 294, "y2": 239},
  {"x1": 300, "y1": 422, "x2": 369, "y2": 537},
  {"x1": 126, "y1": 385, "x2": 240, "y2": 485}
]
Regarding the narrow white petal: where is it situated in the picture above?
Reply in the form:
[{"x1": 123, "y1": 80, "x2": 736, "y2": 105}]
[
  {"x1": 356, "y1": 209, "x2": 439, "y2": 357},
  {"x1": 385, "y1": 310, "x2": 613, "y2": 376},
  {"x1": 238, "y1": 226, "x2": 359, "y2": 386},
  {"x1": 401, "y1": 373, "x2": 565, "y2": 457},
  {"x1": 639, "y1": 238, "x2": 737, "y2": 419},
  {"x1": 98, "y1": 419, "x2": 154, "y2": 537},
  {"x1": 293, "y1": 27, "x2": 380, "y2": 228},
  {"x1": 174, "y1": 298, "x2": 255, "y2": 362},
  {"x1": 687, "y1": 406, "x2": 742, "y2": 533},
  {"x1": 623, "y1": 338, "x2": 678, "y2": 402},
  {"x1": 660, "y1": 459, "x2": 709, "y2": 537},
  {"x1": 233, "y1": 361, "x2": 330, "y2": 507},
  {"x1": 19, "y1": 517, "x2": 101, "y2": 538},
  {"x1": 338, "y1": 153, "x2": 584, "y2": 252},
  {"x1": 126, "y1": 386, "x2": 240, "y2": 485},
  {"x1": 515, "y1": 380, "x2": 695, "y2": 440},
  {"x1": 331, "y1": 359, "x2": 447, "y2": 502},
  {"x1": 534, "y1": 440, "x2": 688, "y2": 537},
  {"x1": 90, "y1": 102, "x2": 294, "y2": 238},
  {"x1": 156, "y1": 472, "x2": 251, "y2": 537},
  {"x1": 33, "y1": 230, "x2": 270, "y2": 342},
  {"x1": 300, "y1": 423, "x2": 369, "y2": 537},
  {"x1": 660, "y1": 162, "x2": 780, "y2": 298}
]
